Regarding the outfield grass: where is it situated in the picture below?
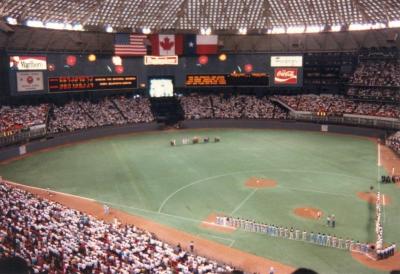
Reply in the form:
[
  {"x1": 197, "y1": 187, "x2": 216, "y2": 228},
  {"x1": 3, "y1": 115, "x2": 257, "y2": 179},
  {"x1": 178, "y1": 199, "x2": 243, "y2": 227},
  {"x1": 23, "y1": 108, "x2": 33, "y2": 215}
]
[{"x1": 0, "y1": 129, "x2": 398, "y2": 273}]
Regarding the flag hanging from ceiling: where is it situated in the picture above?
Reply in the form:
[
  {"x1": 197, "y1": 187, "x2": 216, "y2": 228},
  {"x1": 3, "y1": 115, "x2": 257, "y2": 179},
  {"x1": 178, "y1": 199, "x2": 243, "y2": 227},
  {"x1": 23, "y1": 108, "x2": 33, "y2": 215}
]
[
  {"x1": 183, "y1": 35, "x2": 219, "y2": 55},
  {"x1": 114, "y1": 34, "x2": 147, "y2": 56},
  {"x1": 150, "y1": 34, "x2": 183, "y2": 56},
  {"x1": 196, "y1": 35, "x2": 218, "y2": 54},
  {"x1": 183, "y1": 34, "x2": 197, "y2": 55}
]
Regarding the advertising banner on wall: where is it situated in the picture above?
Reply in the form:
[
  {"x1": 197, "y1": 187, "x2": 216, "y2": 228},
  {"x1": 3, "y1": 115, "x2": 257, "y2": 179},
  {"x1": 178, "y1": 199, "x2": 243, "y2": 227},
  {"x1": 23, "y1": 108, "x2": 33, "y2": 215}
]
[
  {"x1": 10, "y1": 56, "x2": 47, "y2": 70},
  {"x1": 274, "y1": 68, "x2": 298, "y2": 85},
  {"x1": 271, "y1": 56, "x2": 303, "y2": 67},
  {"x1": 16, "y1": 71, "x2": 44, "y2": 92},
  {"x1": 144, "y1": 55, "x2": 178, "y2": 65}
]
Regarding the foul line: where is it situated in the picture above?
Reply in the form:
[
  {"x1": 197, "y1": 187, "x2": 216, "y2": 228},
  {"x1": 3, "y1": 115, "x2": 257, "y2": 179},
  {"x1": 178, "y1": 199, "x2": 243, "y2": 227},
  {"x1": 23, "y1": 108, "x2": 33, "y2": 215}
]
[
  {"x1": 4, "y1": 180, "x2": 95, "y2": 202},
  {"x1": 4, "y1": 180, "x2": 235, "y2": 233},
  {"x1": 199, "y1": 233, "x2": 235, "y2": 247},
  {"x1": 98, "y1": 199, "x2": 227, "y2": 229},
  {"x1": 230, "y1": 189, "x2": 257, "y2": 215},
  {"x1": 3, "y1": 181, "x2": 238, "y2": 249},
  {"x1": 281, "y1": 185, "x2": 353, "y2": 198},
  {"x1": 158, "y1": 168, "x2": 372, "y2": 213}
]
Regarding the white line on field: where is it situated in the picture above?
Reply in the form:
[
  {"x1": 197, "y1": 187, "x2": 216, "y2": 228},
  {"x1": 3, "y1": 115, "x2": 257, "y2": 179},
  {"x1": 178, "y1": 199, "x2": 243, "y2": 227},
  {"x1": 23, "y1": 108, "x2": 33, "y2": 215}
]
[
  {"x1": 281, "y1": 186, "x2": 353, "y2": 198},
  {"x1": 199, "y1": 233, "x2": 235, "y2": 247},
  {"x1": 230, "y1": 189, "x2": 257, "y2": 215},
  {"x1": 157, "y1": 168, "x2": 373, "y2": 214},
  {"x1": 4, "y1": 181, "x2": 95, "y2": 202},
  {"x1": 382, "y1": 194, "x2": 386, "y2": 224},
  {"x1": 98, "y1": 199, "x2": 227, "y2": 229},
  {"x1": 4, "y1": 181, "x2": 238, "y2": 249}
]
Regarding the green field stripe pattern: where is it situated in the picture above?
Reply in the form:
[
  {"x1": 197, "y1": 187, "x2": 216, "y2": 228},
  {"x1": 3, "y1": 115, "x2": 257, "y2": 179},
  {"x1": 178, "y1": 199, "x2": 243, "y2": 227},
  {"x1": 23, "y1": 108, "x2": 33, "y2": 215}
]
[{"x1": 0, "y1": 129, "x2": 398, "y2": 274}]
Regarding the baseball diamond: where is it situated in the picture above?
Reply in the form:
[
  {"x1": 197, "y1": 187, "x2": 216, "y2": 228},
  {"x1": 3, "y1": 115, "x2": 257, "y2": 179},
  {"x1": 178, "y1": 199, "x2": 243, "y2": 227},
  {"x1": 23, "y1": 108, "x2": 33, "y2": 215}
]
[
  {"x1": 1, "y1": 128, "x2": 399, "y2": 273},
  {"x1": 1, "y1": 4, "x2": 400, "y2": 273}
]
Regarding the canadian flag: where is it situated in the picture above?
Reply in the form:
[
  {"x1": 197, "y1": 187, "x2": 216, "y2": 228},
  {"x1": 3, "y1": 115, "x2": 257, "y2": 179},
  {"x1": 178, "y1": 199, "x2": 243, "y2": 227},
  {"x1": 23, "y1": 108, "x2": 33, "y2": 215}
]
[{"x1": 150, "y1": 34, "x2": 183, "y2": 56}]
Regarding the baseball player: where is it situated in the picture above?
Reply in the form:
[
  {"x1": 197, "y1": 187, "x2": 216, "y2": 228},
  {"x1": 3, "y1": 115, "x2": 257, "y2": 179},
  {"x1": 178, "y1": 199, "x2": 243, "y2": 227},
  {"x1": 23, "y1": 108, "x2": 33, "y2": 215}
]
[
  {"x1": 332, "y1": 235, "x2": 337, "y2": 248},
  {"x1": 326, "y1": 215, "x2": 331, "y2": 227},
  {"x1": 240, "y1": 218, "x2": 245, "y2": 229},
  {"x1": 274, "y1": 225, "x2": 278, "y2": 236},
  {"x1": 349, "y1": 239, "x2": 355, "y2": 251},
  {"x1": 322, "y1": 234, "x2": 327, "y2": 246},
  {"x1": 326, "y1": 234, "x2": 331, "y2": 247},
  {"x1": 295, "y1": 229, "x2": 300, "y2": 240},
  {"x1": 302, "y1": 230, "x2": 307, "y2": 241},
  {"x1": 338, "y1": 237, "x2": 344, "y2": 249},
  {"x1": 317, "y1": 233, "x2": 323, "y2": 245},
  {"x1": 345, "y1": 238, "x2": 350, "y2": 250},
  {"x1": 309, "y1": 231, "x2": 314, "y2": 243}
]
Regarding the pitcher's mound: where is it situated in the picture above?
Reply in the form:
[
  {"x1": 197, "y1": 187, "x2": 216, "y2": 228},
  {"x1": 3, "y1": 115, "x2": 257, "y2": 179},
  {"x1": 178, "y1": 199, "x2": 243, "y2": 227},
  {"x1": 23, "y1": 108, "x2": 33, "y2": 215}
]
[
  {"x1": 245, "y1": 177, "x2": 277, "y2": 188},
  {"x1": 356, "y1": 192, "x2": 391, "y2": 205},
  {"x1": 352, "y1": 251, "x2": 400, "y2": 271},
  {"x1": 294, "y1": 207, "x2": 323, "y2": 220},
  {"x1": 200, "y1": 213, "x2": 236, "y2": 233}
]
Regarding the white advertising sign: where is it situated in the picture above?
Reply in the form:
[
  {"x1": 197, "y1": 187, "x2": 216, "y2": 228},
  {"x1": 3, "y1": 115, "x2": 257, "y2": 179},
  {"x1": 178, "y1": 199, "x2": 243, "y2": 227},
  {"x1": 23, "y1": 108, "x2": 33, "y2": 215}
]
[
  {"x1": 271, "y1": 56, "x2": 303, "y2": 67},
  {"x1": 144, "y1": 55, "x2": 178, "y2": 65},
  {"x1": 16, "y1": 71, "x2": 44, "y2": 92},
  {"x1": 10, "y1": 56, "x2": 47, "y2": 70}
]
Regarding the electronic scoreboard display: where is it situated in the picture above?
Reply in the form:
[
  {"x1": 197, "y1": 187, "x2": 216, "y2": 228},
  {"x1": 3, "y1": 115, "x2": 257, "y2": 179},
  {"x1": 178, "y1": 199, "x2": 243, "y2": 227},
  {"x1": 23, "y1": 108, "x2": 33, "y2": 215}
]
[
  {"x1": 185, "y1": 73, "x2": 269, "y2": 87},
  {"x1": 48, "y1": 75, "x2": 137, "y2": 92}
]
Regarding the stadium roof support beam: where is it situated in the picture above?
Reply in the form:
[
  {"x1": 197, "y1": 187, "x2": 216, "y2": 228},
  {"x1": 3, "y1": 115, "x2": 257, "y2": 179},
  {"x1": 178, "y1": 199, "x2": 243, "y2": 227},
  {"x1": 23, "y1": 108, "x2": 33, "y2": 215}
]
[
  {"x1": 352, "y1": 0, "x2": 371, "y2": 22},
  {"x1": 80, "y1": 0, "x2": 107, "y2": 26},
  {"x1": 262, "y1": 0, "x2": 272, "y2": 29},
  {"x1": 174, "y1": 0, "x2": 189, "y2": 29}
]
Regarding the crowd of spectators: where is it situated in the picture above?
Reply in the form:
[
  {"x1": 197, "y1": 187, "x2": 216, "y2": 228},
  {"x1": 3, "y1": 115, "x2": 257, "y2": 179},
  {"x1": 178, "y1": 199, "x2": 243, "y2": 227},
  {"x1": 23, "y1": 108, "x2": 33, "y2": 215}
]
[
  {"x1": 0, "y1": 104, "x2": 48, "y2": 134},
  {"x1": 113, "y1": 96, "x2": 154, "y2": 124},
  {"x1": 350, "y1": 60, "x2": 400, "y2": 87},
  {"x1": 0, "y1": 181, "x2": 233, "y2": 273},
  {"x1": 49, "y1": 96, "x2": 154, "y2": 133},
  {"x1": 79, "y1": 98, "x2": 126, "y2": 127},
  {"x1": 387, "y1": 131, "x2": 400, "y2": 154},
  {"x1": 180, "y1": 94, "x2": 288, "y2": 120},
  {"x1": 180, "y1": 94, "x2": 213, "y2": 120},
  {"x1": 276, "y1": 94, "x2": 400, "y2": 119},
  {"x1": 2, "y1": 93, "x2": 399, "y2": 137},
  {"x1": 49, "y1": 101, "x2": 97, "y2": 133},
  {"x1": 347, "y1": 88, "x2": 400, "y2": 103}
]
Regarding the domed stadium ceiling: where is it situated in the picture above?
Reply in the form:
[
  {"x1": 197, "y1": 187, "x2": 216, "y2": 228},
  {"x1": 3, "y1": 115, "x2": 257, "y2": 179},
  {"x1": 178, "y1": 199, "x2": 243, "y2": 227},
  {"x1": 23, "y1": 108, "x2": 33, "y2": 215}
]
[{"x1": 1, "y1": 0, "x2": 400, "y2": 32}]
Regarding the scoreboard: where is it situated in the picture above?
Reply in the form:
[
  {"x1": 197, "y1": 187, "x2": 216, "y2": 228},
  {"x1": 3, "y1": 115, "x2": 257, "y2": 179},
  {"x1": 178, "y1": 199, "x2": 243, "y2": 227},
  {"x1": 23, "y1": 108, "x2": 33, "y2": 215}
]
[
  {"x1": 48, "y1": 75, "x2": 137, "y2": 92},
  {"x1": 186, "y1": 73, "x2": 269, "y2": 87}
]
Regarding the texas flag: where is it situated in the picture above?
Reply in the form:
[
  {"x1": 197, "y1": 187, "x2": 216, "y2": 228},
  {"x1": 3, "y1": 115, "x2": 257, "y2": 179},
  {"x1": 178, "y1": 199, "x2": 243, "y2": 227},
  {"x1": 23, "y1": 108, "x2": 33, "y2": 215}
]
[
  {"x1": 183, "y1": 35, "x2": 219, "y2": 55},
  {"x1": 196, "y1": 35, "x2": 218, "y2": 55},
  {"x1": 150, "y1": 34, "x2": 183, "y2": 56}
]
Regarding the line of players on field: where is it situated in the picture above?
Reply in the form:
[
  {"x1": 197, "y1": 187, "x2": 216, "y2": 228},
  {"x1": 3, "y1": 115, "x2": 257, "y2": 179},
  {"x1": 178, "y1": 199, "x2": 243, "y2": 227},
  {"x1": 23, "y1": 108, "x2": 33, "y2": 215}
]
[
  {"x1": 380, "y1": 175, "x2": 400, "y2": 184},
  {"x1": 215, "y1": 216, "x2": 395, "y2": 257}
]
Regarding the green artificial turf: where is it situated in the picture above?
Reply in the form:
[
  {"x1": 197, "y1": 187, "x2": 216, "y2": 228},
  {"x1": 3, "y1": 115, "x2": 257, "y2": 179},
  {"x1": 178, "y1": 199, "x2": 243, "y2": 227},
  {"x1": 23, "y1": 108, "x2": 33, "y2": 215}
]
[{"x1": 0, "y1": 129, "x2": 398, "y2": 273}]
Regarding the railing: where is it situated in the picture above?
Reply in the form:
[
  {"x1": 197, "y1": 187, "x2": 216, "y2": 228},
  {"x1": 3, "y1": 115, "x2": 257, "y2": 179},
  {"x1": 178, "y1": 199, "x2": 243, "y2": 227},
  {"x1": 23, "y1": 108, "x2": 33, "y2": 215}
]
[
  {"x1": 1, "y1": 113, "x2": 400, "y2": 149},
  {"x1": 291, "y1": 113, "x2": 400, "y2": 130},
  {"x1": 0, "y1": 125, "x2": 47, "y2": 148}
]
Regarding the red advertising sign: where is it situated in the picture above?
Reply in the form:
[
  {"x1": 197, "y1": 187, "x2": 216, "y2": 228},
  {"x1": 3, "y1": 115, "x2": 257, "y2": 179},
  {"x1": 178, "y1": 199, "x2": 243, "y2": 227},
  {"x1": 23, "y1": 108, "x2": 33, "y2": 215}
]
[
  {"x1": 10, "y1": 56, "x2": 47, "y2": 71},
  {"x1": 274, "y1": 68, "x2": 298, "y2": 85}
]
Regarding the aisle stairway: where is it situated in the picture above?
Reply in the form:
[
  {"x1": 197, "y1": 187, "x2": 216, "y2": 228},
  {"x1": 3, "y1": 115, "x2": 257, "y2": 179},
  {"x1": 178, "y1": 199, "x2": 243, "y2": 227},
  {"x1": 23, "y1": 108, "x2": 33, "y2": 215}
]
[{"x1": 150, "y1": 97, "x2": 184, "y2": 125}]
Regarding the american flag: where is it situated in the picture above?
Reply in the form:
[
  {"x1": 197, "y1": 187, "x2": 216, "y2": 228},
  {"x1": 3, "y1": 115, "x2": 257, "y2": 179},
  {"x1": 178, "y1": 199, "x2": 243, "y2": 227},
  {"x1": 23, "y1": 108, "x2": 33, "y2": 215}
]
[{"x1": 114, "y1": 34, "x2": 147, "y2": 56}]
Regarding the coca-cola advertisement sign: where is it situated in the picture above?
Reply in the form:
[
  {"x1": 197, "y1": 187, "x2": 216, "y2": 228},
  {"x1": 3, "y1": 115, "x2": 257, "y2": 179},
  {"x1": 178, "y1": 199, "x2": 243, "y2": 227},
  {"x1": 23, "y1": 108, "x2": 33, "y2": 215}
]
[{"x1": 274, "y1": 68, "x2": 298, "y2": 85}]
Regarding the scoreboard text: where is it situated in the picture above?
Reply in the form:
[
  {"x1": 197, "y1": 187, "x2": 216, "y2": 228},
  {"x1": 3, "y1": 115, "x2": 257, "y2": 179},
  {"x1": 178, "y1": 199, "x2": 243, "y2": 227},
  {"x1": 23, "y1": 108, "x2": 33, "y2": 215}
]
[
  {"x1": 48, "y1": 76, "x2": 137, "y2": 92},
  {"x1": 186, "y1": 73, "x2": 269, "y2": 87}
]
